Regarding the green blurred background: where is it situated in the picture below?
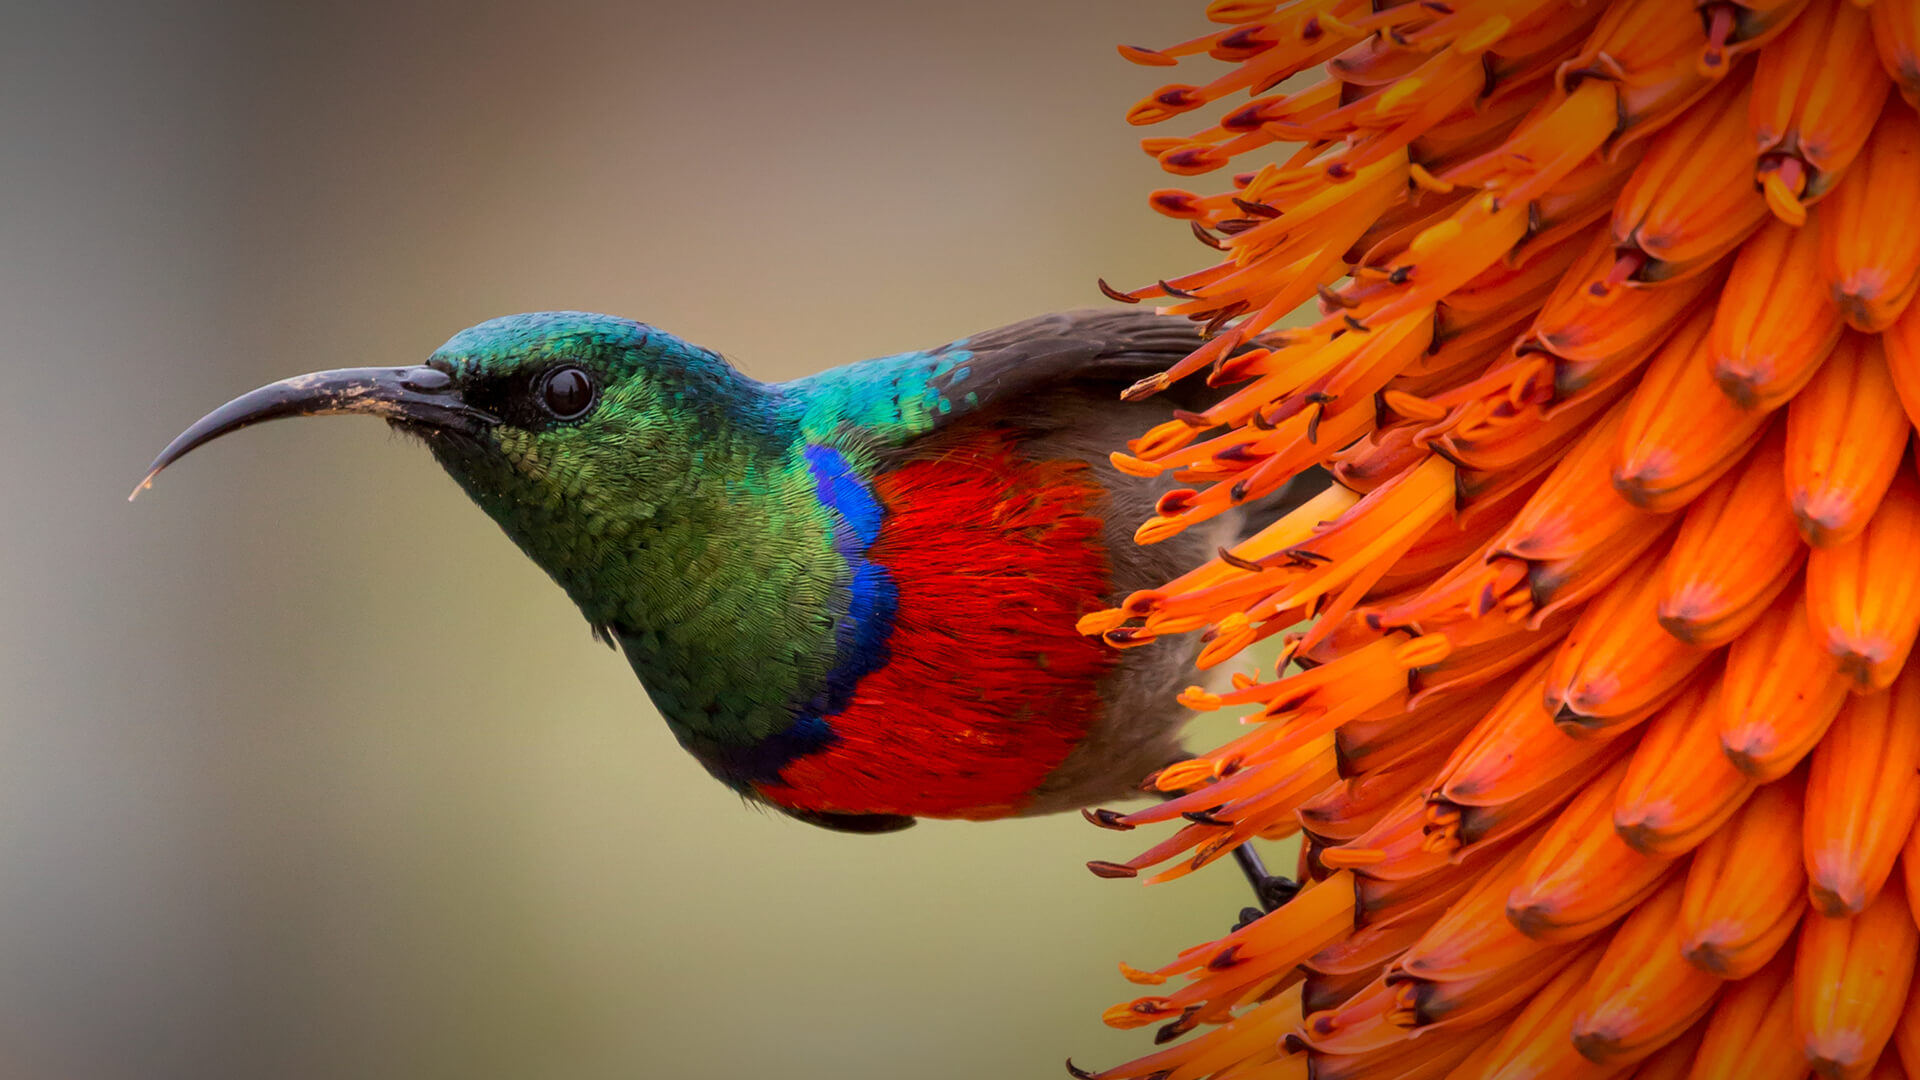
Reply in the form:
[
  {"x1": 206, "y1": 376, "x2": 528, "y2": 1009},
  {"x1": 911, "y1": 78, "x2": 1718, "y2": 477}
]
[{"x1": 3, "y1": 2, "x2": 1276, "y2": 1077}]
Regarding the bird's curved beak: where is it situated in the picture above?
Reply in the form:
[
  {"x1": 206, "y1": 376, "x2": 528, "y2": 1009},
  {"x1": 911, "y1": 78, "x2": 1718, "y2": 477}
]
[{"x1": 130, "y1": 365, "x2": 495, "y2": 500}]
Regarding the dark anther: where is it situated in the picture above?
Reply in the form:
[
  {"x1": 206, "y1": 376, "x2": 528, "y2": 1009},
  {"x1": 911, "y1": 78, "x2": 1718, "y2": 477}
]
[
  {"x1": 1229, "y1": 479, "x2": 1251, "y2": 504},
  {"x1": 1200, "y1": 308, "x2": 1240, "y2": 340},
  {"x1": 1082, "y1": 808, "x2": 1135, "y2": 831},
  {"x1": 1157, "y1": 279, "x2": 1201, "y2": 300},
  {"x1": 1086, "y1": 860, "x2": 1139, "y2": 879},
  {"x1": 1389, "y1": 265, "x2": 1412, "y2": 285},
  {"x1": 1218, "y1": 27, "x2": 1263, "y2": 51},
  {"x1": 1222, "y1": 103, "x2": 1267, "y2": 132},
  {"x1": 1172, "y1": 408, "x2": 1212, "y2": 428},
  {"x1": 1065, "y1": 1060, "x2": 1099, "y2": 1080},
  {"x1": 1525, "y1": 200, "x2": 1544, "y2": 240},
  {"x1": 1249, "y1": 406, "x2": 1278, "y2": 430},
  {"x1": 1305, "y1": 391, "x2": 1337, "y2": 404},
  {"x1": 1230, "y1": 197, "x2": 1280, "y2": 219},
  {"x1": 1326, "y1": 161, "x2": 1353, "y2": 181},
  {"x1": 1207, "y1": 945, "x2": 1243, "y2": 970},
  {"x1": 1316, "y1": 284, "x2": 1356, "y2": 309},
  {"x1": 1307, "y1": 403, "x2": 1324, "y2": 444},
  {"x1": 1154, "y1": 1008, "x2": 1202, "y2": 1045},
  {"x1": 1481, "y1": 51, "x2": 1498, "y2": 98},
  {"x1": 1285, "y1": 548, "x2": 1332, "y2": 564},
  {"x1": 1182, "y1": 808, "x2": 1233, "y2": 827},
  {"x1": 1217, "y1": 546, "x2": 1264, "y2": 572},
  {"x1": 1097, "y1": 278, "x2": 1140, "y2": 304},
  {"x1": 1215, "y1": 218, "x2": 1259, "y2": 235},
  {"x1": 1190, "y1": 221, "x2": 1227, "y2": 250}
]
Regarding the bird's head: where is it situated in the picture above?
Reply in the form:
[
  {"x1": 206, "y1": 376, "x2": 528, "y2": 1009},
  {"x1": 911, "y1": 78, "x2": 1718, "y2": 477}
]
[{"x1": 137, "y1": 311, "x2": 775, "y2": 610}]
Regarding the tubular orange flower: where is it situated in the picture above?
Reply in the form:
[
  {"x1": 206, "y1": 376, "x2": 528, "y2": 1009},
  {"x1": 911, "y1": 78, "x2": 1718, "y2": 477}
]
[
  {"x1": 1748, "y1": 0, "x2": 1892, "y2": 224},
  {"x1": 1803, "y1": 667, "x2": 1920, "y2": 917},
  {"x1": 1678, "y1": 771, "x2": 1808, "y2": 978},
  {"x1": 1818, "y1": 102, "x2": 1920, "y2": 333},
  {"x1": 1708, "y1": 215, "x2": 1844, "y2": 411},
  {"x1": 1541, "y1": 553, "x2": 1710, "y2": 728},
  {"x1": 1609, "y1": 67, "x2": 1768, "y2": 285},
  {"x1": 1783, "y1": 331, "x2": 1909, "y2": 547},
  {"x1": 1655, "y1": 425, "x2": 1803, "y2": 648},
  {"x1": 1569, "y1": 872, "x2": 1723, "y2": 1067},
  {"x1": 1717, "y1": 587, "x2": 1852, "y2": 781},
  {"x1": 1612, "y1": 303, "x2": 1769, "y2": 512},
  {"x1": 1886, "y1": 299, "x2": 1920, "y2": 432},
  {"x1": 1077, "y1": 4, "x2": 1920, "y2": 1079},
  {"x1": 1874, "y1": 0, "x2": 1920, "y2": 110},
  {"x1": 1442, "y1": 935, "x2": 1616, "y2": 1080},
  {"x1": 1685, "y1": 942, "x2": 1804, "y2": 1080},
  {"x1": 1614, "y1": 675, "x2": 1754, "y2": 858},
  {"x1": 1796, "y1": 875, "x2": 1920, "y2": 1080},
  {"x1": 1506, "y1": 755, "x2": 1677, "y2": 942},
  {"x1": 1806, "y1": 471, "x2": 1920, "y2": 690}
]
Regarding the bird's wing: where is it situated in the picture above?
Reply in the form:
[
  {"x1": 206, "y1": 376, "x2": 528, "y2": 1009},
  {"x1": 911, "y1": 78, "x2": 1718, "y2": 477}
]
[{"x1": 786, "y1": 309, "x2": 1203, "y2": 447}]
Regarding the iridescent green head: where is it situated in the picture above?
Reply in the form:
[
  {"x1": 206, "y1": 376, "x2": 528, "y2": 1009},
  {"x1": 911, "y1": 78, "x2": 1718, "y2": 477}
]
[{"x1": 135, "y1": 311, "x2": 784, "y2": 619}]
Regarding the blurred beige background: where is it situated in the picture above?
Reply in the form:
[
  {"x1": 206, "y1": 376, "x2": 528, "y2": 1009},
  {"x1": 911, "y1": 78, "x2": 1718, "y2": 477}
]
[{"x1": 2, "y1": 2, "x2": 1268, "y2": 1078}]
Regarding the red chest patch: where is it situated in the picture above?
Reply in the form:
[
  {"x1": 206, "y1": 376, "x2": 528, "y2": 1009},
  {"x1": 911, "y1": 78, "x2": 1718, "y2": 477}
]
[{"x1": 753, "y1": 433, "x2": 1119, "y2": 819}]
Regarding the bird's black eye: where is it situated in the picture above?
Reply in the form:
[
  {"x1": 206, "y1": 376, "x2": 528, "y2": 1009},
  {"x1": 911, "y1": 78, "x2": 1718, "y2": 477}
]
[{"x1": 537, "y1": 366, "x2": 596, "y2": 420}]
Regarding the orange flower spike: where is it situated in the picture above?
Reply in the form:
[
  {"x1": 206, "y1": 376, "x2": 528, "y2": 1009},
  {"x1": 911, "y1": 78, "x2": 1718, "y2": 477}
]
[
  {"x1": 1819, "y1": 103, "x2": 1920, "y2": 332},
  {"x1": 1873, "y1": 0, "x2": 1920, "y2": 111},
  {"x1": 1886, "y1": 299, "x2": 1920, "y2": 433},
  {"x1": 1507, "y1": 754, "x2": 1680, "y2": 943},
  {"x1": 1569, "y1": 872, "x2": 1724, "y2": 1068},
  {"x1": 1803, "y1": 668, "x2": 1920, "y2": 917},
  {"x1": 1544, "y1": 549, "x2": 1713, "y2": 729},
  {"x1": 1797, "y1": 874, "x2": 1920, "y2": 1080},
  {"x1": 1613, "y1": 304, "x2": 1771, "y2": 512},
  {"x1": 1608, "y1": 67, "x2": 1769, "y2": 286},
  {"x1": 1807, "y1": 471, "x2": 1920, "y2": 691},
  {"x1": 1784, "y1": 331, "x2": 1909, "y2": 547},
  {"x1": 1677, "y1": 770, "x2": 1809, "y2": 978},
  {"x1": 1685, "y1": 942, "x2": 1804, "y2": 1080},
  {"x1": 1614, "y1": 675, "x2": 1755, "y2": 857},
  {"x1": 1657, "y1": 424, "x2": 1805, "y2": 648},
  {"x1": 1748, "y1": 0, "x2": 1891, "y2": 225},
  {"x1": 1711, "y1": 215, "x2": 1845, "y2": 411},
  {"x1": 1718, "y1": 587, "x2": 1853, "y2": 781},
  {"x1": 1443, "y1": 937, "x2": 1617, "y2": 1080}
]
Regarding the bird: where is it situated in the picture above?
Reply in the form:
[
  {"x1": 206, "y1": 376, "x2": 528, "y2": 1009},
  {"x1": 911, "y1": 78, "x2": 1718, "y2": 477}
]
[{"x1": 137, "y1": 308, "x2": 1309, "y2": 889}]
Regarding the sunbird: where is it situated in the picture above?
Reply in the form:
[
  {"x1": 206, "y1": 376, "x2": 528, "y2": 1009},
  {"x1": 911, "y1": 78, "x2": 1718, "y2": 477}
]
[{"x1": 138, "y1": 310, "x2": 1305, "y2": 903}]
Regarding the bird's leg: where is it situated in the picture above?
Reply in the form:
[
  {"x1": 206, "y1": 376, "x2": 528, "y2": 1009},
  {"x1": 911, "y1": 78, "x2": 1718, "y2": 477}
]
[{"x1": 1230, "y1": 843, "x2": 1300, "y2": 929}]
